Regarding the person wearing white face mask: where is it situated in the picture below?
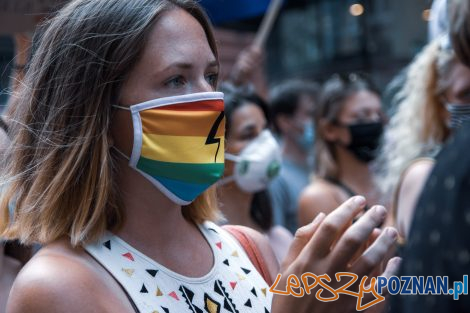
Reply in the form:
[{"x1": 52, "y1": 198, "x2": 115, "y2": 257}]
[
  {"x1": 217, "y1": 84, "x2": 293, "y2": 262},
  {"x1": 1, "y1": 1, "x2": 401, "y2": 312},
  {"x1": 268, "y1": 80, "x2": 319, "y2": 233}
]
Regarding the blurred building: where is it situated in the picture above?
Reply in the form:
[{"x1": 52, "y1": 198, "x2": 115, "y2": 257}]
[
  {"x1": 214, "y1": 0, "x2": 431, "y2": 89},
  {"x1": 0, "y1": 36, "x2": 13, "y2": 108},
  {"x1": 0, "y1": 0, "x2": 432, "y2": 107}
]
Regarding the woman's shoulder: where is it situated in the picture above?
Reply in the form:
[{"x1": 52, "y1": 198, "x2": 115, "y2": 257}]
[
  {"x1": 298, "y1": 178, "x2": 342, "y2": 226},
  {"x1": 267, "y1": 225, "x2": 293, "y2": 262},
  {"x1": 300, "y1": 177, "x2": 341, "y2": 199},
  {"x1": 219, "y1": 224, "x2": 280, "y2": 282},
  {"x1": 268, "y1": 225, "x2": 293, "y2": 241},
  {"x1": 7, "y1": 238, "x2": 133, "y2": 313}
]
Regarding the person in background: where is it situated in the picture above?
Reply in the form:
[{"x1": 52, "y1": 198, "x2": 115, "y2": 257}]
[
  {"x1": 0, "y1": 0, "x2": 400, "y2": 312},
  {"x1": 268, "y1": 79, "x2": 319, "y2": 233},
  {"x1": 229, "y1": 45, "x2": 263, "y2": 87},
  {"x1": 299, "y1": 73, "x2": 386, "y2": 227},
  {"x1": 375, "y1": 36, "x2": 470, "y2": 240},
  {"x1": 217, "y1": 83, "x2": 293, "y2": 262},
  {"x1": 429, "y1": 0, "x2": 449, "y2": 41},
  {"x1": 391, "y1": 2, "x2": 470, "y2": 311}
]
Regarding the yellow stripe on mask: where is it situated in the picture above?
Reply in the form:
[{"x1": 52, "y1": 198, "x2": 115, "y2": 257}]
[
  {"x1": 141, "y1": 110, "x2": 225, "y2": 137},
  {"x1": 141, "y1": 134, "x2": 225, "y2": 164}
]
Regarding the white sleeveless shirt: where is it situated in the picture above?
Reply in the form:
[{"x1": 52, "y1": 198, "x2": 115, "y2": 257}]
[{"x1": 85, "y1": 221, "x2": 273, "y2": 313}]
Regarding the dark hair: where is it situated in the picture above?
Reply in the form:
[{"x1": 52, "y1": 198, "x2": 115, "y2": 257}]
[
  {"x1": 219, "y1": 83, "x2": 273, "y2": 231},
  {"x1": 219, "y1": 83, "x2": 271, "y2": 137},
  {"x1": 315, "y1": 73, "x2": 380, "y2": 179},
  {"x1": 450, "y1": 0, "x2": 470, "y2": 67},
  {"x1": 269, "y1": 79, "x2": 319, "y2": 134}
]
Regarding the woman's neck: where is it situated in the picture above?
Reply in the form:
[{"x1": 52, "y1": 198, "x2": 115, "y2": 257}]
[
  {"x1": 218, "y1": 182, "x2": 260, "y2": 231},
  {"x1": 282, "y1": 137, "x2": 308, "y2": 167},
  {"x1": 114, "y1": 158, "x2": 199, "y2": 256},
  {"x1": 113, "y1": 157, "x2": 216, "y2": 277},
  {"x1": 335, "y1": 146, "x2": 374, "y2": 195}
]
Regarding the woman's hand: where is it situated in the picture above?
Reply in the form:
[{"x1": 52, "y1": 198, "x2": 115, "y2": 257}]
[
  {"x1": 272, "y1": 196, "x2": 400, "y2": 313},
  {"x1": 230, "y1": 45, "x2": 263, "y2": 86}
]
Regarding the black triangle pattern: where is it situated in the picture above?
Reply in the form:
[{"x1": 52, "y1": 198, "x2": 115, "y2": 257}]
[
  {"x1": 162, "y1": 307, "x2": 170, "y2": 313},
  {"x1": 103, "y1": 240, "x2": 111, "y2": 250},
  {"x1": 244, "y1": 299, "x2": 252, "y2": 308},
  {"x1": 265, "y1": 308, "x2": 270, "y2": 313},
  {"x1": 214, "y1": 280, "x2": 239, "y2": 313},
  {"x1": 214, "y1": 281, "x2": 223, "y2": 296},
  {"x1": 251, "y1": 287, "x2": 257, "y2": 297},
  {"x1": 140, "y1": 284, "x2": 148, "y2": 293},
  {"x1": 146, "y1": 269, "x2": 158, "y2": 277},
  {"x1": 241, "y1": 267, "x2": 251, "y2": 274},
  {"x1": 223, "y1": 259, "x2": 230, "y2": 266},
  {"x1": 180, "y1": 286, "x2": 203, "y2": 313}
]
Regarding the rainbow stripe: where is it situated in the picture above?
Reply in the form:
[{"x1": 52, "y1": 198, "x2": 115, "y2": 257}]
[{"x1": 136, "y1": 99, "x2": 225, "y2": 202}]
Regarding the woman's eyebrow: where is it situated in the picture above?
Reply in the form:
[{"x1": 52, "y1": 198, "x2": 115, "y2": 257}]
[{"x1": 159, "y1": 60, "x2": 219, "y2": 73}]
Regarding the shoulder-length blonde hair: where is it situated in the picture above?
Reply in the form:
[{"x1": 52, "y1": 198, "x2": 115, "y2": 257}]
[
  {"x1": 0, "y1": 0, "x2": 220, "y2": 246},
  {"x1": 375, "y1": 38, "x2": 455, "y2": 198}
]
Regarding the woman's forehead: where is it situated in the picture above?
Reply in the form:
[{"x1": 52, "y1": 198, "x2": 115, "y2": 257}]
[{"x1": 139, "y1": 8, "x2": 216, "y2": 71}]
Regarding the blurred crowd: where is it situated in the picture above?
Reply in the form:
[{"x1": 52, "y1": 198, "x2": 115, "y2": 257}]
[{"x1": 1, "y1": 0, "x2": 470, "y2": 312}]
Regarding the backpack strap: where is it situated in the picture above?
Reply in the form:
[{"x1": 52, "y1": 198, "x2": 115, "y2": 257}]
[{"x1": 222, "y1": 225, "x2": 273, "y2": 286}]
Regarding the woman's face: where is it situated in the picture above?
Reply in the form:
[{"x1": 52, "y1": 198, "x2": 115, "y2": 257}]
[
  {"x1": 112, "y1": 8, "x2": 218, "y2": 157},
  {"x1": 327, "y1": 90, "x2": 384, "y2": 145},
  {"x1": 443, "y1": 61, "x2": 470, "y2": 105},
  {"x1": 224, "y1": 102, "x2": 267, "y2": 176}
]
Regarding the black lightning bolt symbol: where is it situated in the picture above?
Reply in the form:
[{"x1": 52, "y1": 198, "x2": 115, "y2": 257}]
[{"x1": 205, "y1": 111, "x2": 225, "y2": 163}]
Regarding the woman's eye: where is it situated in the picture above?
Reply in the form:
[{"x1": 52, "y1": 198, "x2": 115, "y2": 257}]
[
  {"x1": 164, "y1": 76, "x2": 186, "y2": 88},
  {"x1": 458, "y1": 89, "x2": 470, "y2": 103},
  {"x1": 239, "y1": 131, "x2": 257, "y2": 141},
  {"x1": 205, "y1": 73, "x2": 219, "y2": 88}
]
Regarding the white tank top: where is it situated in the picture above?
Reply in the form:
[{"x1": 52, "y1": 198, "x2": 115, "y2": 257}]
[{"x1": 85, "y1": 221, "x2": 273, "y2": 313}]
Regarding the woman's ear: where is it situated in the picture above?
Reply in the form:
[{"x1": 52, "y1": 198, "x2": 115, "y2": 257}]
[
  {"x1": 319, "y1": 118, "x2": 339, "y2": 142},
  {"x1": 275, "y1": 114, "x2": 291, "y2": 135}
]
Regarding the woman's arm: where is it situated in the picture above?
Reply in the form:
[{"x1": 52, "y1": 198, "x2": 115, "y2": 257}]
[{"x1": 395, "y1": 159, "x2": 435, "y2": 238}]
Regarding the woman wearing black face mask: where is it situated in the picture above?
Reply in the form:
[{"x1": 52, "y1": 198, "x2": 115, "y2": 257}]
[{"x1": 298, "y1": 73, "x2": 386, "y2": 227}]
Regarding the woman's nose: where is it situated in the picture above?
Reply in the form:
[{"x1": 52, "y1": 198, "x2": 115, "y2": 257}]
[{"x1": 191, "y1": 77, "x2": 214, "y2": 93}]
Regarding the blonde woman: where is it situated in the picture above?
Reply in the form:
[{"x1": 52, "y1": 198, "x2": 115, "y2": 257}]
[
  {"x1": 0, "y1": 1, "x2": 399, "y2": 312},
  {"x1": 376, "y1": 37, "x2": 470, "y2": 240}
]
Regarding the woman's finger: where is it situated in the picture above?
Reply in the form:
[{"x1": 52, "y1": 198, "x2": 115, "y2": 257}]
[
  {"x1": 329, "y1": 206, "x2": 388, "y2": 270},
  {"x1": 305, "y1": 196, "x2": 367, "y2": 258},
  {"x1": 350, "y1": 227, "x2": 398, "y2": 277},
  {"x1": 350, "y1": 228, "x2": 382, "y2": 266},
  {"x1": 281, "y1": 212, "x2": 325, "y2": 270}
]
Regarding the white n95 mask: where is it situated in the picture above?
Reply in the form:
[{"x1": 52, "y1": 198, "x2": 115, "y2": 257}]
[{"x1": 221, "y1": 130, "x2": 282, "y2": 193}]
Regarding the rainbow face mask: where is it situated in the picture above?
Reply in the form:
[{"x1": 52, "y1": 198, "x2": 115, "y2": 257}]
[{"x1": 113, "y1": 92, "x2": 225, "y2": 205}]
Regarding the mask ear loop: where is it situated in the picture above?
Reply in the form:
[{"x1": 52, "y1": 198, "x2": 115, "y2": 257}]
[
  {"x1": 217, "y1": 153, "x2": 240, "y2": 186},
  {"x1": 224, "y1": 154, "x2": 240, "y2": 162},
  {"x1": 112, "y1": 104, "x2": 130, "y2": 111},
  {"x1": 217, "y1": 175, "x2": 235, "y2": 186},
  {"x1": 111, "y1": 146, "x2": 130, "y2": 161}
]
